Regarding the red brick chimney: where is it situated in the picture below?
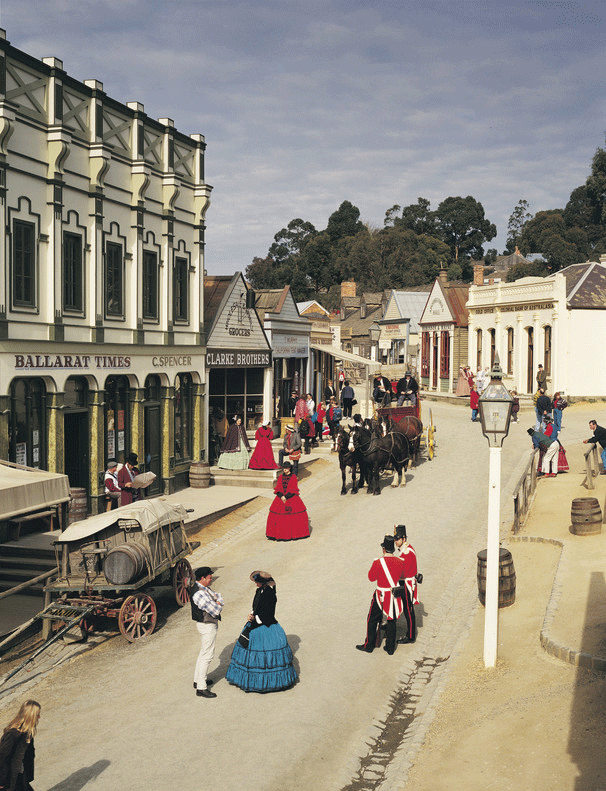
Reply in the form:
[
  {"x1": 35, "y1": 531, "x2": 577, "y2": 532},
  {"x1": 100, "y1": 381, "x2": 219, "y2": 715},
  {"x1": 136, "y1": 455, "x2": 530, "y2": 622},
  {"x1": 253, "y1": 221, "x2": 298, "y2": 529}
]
[
  {"x1": 341, "y1": 281, "x2": 356, "y2": 298},
  {"x1": 473, "y1": 264, "x2": 485, "y2": 286}
]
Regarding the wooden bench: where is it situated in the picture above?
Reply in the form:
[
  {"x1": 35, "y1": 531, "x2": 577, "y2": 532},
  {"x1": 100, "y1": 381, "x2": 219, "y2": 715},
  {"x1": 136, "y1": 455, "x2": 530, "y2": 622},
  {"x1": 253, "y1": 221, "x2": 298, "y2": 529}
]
[{"x1": 8, "y1": 509, "x2": 55, "y2": 541}]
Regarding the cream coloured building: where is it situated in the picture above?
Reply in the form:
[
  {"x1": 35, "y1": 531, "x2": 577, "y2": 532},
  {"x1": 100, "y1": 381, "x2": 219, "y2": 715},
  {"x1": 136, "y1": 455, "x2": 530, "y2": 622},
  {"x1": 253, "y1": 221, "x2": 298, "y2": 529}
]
[
  {"x1": 0, "y1": 31, "x2": 211, "y2": 512},
  {"x1": 467, "y1": 259, "x2": 606, "y2": 397}
]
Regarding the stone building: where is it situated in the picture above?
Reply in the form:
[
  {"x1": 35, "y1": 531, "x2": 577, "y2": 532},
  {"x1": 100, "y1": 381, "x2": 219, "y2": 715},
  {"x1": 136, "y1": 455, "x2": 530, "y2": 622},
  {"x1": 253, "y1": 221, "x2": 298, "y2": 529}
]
[{"x1": 0, "y1": 31, "x2": 211, "y2": 512}]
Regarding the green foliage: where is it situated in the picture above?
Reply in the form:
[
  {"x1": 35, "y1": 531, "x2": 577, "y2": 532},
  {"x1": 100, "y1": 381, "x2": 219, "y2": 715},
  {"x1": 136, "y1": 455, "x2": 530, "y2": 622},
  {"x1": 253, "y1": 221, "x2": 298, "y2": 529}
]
[
  {"x1": 505, "y1": 260, "x2": 550, "y2": 282},
  {"x1": 505, "y1": 199, "x2": 533, "y2": 253},
  {"x1": 434, "y1": 196, "x2": 497, "y2": 263},
  {"x1": 518, "y1": 210, "x2": 587, "y2": 271}
]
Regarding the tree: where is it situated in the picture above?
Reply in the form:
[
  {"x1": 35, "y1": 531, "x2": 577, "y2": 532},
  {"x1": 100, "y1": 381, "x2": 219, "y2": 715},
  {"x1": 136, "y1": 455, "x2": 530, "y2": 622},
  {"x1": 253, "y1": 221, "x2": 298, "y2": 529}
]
[
  {"x1": 398, "y1": 197, "x2": 435, "y2": 236},
  {"x1": 518, "y1": 210, "x2": 586, "y2": 271},
  {"x1": 325, "y1": 201, "x2": 365, "y2": 243},
  {"x1": 434, "y1": 196, "x2": 496, "y2": 264},
  {"x1": 505, "y1": 199, "x2": 533, "y2": 253}
]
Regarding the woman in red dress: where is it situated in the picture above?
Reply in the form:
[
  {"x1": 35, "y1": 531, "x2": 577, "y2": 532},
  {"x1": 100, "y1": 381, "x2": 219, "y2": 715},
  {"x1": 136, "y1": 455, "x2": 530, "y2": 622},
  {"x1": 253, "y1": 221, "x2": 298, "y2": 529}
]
[
  {"x1": 266, "y1": 462, "x2": 310, "y2": 541},
  {"x1": 249, "y1": 422, "x2": 279, "y2": 470}
]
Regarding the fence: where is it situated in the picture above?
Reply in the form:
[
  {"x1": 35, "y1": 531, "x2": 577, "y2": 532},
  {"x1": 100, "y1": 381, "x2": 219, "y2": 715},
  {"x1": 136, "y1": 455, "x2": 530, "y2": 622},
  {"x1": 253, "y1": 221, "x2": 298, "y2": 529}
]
[{"x1": 512, "y1": 449, "x2": 538, "y2": 534}]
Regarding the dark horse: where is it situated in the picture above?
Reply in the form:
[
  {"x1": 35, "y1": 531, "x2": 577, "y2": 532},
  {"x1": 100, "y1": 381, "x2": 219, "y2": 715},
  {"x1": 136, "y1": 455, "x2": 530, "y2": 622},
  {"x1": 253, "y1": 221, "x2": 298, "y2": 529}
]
[
  {"x1": 382, "y1": 414, "x2": 423, "y2": 466},
  {"x1": 352, "y1": 425, "x2": 411, "y2": 495},
  {"x1": 336, "y1": 425, "x2": 365, "y2": 495}
]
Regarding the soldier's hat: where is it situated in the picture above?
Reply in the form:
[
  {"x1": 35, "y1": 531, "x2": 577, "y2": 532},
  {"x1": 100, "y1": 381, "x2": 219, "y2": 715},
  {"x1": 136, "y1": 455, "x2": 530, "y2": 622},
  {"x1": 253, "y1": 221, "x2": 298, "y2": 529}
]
[
  {"x1": 394, "y1": 524, "x2": 407, "y2": 540},
  {"x1": 381, "y1": 535, "x2": 395, "y2": 553}
]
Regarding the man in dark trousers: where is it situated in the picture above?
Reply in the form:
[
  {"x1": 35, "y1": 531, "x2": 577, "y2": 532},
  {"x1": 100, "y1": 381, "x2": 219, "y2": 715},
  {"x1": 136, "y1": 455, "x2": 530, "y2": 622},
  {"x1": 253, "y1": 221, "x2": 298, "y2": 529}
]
[
  {"x1": 191, "y1": 566, "x2": 224, "y2": 698},
  {"x1": 536, "y1": 364, "x2": 547, "y2": 390},
  {"x1": 535, "y1": 389, "x2": 552, "y2": 429},
  {"x1": 396, "y1": 372, "x2": 419, "y2": 407},
  {"x1": 372, "y1": 374, "x2": 392, "y2": 406},
  {"x1": 583, "y1": 420, "x2": 606, "y2": 474},
  {"x1": 356, "y1": 535, "x2": 405, "y2": 655},
  {"x1": 393, "y1": 524, "x2": 418, "y2": 644}
]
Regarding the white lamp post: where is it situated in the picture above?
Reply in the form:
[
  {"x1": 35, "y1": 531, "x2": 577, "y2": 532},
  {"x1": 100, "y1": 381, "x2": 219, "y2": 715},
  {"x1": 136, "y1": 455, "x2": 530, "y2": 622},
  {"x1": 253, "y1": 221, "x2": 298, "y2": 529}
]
[
  {"x1": 478, "y1": 352, "x2": 513, "y2": 668},
  {"x1": 368, "y1": 322, "x2": 380, "y2": 362}
]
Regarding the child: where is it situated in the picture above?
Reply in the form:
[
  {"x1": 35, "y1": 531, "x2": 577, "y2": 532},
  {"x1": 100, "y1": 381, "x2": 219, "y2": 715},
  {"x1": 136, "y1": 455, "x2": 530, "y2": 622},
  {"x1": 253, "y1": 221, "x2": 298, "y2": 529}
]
[
  {"x1": 511, "y1": 390, "x2": 520, "y2": 423},
  {"x1": 470, "y1": 385, "x2": 479, "y2": 422},
  {"x1": 315, "y1": 401, "x2": 326, "y2": 442}
]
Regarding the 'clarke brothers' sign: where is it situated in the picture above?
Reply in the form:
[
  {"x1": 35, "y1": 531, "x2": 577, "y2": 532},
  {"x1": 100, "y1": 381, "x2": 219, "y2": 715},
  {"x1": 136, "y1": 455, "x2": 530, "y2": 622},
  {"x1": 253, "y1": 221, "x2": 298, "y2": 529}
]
[{"x1": 206, "y1": 350, "x2": 271, "y2": 368}]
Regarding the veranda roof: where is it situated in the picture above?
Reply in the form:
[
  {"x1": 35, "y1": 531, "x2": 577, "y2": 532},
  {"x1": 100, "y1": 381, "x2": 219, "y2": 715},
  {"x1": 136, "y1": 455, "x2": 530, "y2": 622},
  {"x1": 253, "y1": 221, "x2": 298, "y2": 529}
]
[{"x1": 0, "y1": 461, "x2": 70, "y2": 521}]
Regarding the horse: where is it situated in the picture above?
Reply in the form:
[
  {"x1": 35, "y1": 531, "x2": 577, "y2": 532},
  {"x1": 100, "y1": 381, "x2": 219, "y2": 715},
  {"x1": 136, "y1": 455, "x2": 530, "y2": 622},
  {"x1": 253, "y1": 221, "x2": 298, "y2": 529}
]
[
  {"x1": 336, "y1": 425, "x2": 365, "y2": 495},
  {"x1": 385, "y1": 414, "x2": 423, "y2": 466},
  {"x1": 352, "y1": 425, "x2": 411, "y2": 495}
]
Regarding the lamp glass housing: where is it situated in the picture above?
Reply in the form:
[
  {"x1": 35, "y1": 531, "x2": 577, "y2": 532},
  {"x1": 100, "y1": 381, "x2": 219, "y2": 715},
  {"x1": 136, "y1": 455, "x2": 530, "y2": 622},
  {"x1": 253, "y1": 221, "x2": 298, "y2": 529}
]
[
  {"x1": 479, "y1": 374, "x2": 513, "y2": 447},
  {"x1": 368, "y1": 322, "x2": 380, "y2": 344}
]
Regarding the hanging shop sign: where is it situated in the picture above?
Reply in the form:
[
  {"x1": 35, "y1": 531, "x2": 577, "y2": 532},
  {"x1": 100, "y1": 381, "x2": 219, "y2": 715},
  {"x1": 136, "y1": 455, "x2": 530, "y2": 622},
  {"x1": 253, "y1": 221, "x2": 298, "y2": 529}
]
[{"x1": 206, "y1": 349, "x2": 272, "y2": 368}]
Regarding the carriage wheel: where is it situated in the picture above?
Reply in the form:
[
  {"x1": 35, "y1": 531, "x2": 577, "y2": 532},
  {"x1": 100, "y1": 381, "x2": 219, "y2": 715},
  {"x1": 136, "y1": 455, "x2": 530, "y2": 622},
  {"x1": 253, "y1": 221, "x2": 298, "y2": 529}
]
[
  {"x1": 172, "y1": 558, "x2": 193, "y2": 606},
  {"x1": 427, "y1": 426, "x2": 435, "y2": 460},
  {"x1": 118, "y1": 594, "x2": 157, "y2": 642}
]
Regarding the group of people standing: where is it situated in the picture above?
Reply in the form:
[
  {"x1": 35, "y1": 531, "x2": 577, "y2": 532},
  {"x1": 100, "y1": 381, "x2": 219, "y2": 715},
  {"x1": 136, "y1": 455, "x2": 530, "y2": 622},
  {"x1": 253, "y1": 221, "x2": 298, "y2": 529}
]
[{"x1": 528, "y1": 366, "x2": 569, "y2": 477}]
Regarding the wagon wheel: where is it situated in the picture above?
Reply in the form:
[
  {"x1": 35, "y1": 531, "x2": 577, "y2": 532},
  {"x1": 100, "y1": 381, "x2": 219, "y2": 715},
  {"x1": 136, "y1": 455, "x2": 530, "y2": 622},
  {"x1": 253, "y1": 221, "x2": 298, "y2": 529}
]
[
  {"x1": 172, "y1": 558, "x2": 193, "y2": 607},
  {"x1": 118, "y1": 593, "x2": 157, "y2": 642},
  {"x1": 427, "y1": 409, "x2": 436, "y2": 460}
]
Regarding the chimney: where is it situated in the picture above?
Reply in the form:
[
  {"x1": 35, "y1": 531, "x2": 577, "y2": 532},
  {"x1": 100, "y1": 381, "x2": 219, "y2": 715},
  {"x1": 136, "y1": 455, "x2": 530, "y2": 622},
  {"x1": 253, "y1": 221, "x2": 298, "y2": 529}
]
[
  {"x1": 515, "y1": 246, "x2": 521, "y2": 255},
  {"x1": 473, "y1": 264, "x2": 485, "y2": 286},
  {"x1": 438, "y1": 268, "x2": 447, "y2": 285},
  {"x1": 341, "y1": 280, "x2": 356, "y2": 298}
]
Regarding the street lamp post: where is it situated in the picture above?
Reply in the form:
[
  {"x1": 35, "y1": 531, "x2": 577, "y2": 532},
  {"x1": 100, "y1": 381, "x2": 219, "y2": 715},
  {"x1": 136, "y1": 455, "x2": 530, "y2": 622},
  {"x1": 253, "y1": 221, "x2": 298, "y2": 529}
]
[
  {"x1": 478, "y1": 352, "x2": 514, "y2": 668},
  {"x1": 368, "y1": 322, "x2": 380, "y2": 362}
]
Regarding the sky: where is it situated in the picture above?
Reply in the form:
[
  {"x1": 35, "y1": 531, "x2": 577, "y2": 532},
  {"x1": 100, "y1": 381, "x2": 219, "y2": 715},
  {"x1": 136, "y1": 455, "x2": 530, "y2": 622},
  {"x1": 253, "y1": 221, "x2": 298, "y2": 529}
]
[{"x1": 2, "y1": 0, "x2": 606, "y2": 275}]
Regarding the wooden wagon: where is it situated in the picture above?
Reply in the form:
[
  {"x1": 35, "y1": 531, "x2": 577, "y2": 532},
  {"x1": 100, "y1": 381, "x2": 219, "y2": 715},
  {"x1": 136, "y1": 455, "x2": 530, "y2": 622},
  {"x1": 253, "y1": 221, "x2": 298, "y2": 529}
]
[
  {"x1": 376, "y1": 398, "x2": 436, "y2": 461},
  {"x1": 42, "y1": 499, "x2": 195, "y2": 642}
]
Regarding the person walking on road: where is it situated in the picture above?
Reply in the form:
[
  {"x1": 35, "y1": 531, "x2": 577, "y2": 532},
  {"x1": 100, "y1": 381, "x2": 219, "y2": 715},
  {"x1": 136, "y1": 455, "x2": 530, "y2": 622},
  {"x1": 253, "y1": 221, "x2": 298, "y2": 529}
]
[
  {"x1": 340, "y1": 380, "x2": 355, "y2": 418},
  {"x1": 356, "y1": 535, "x2": 406, "y2": 656},
  {"x1": 266, "y1": 461, "x2": 310, "y2": 541},
  {"x1": 191, "y1": 567, "x2": 224, "y2": 698},
  {"x1": 0, "y1": 699, "x2": 41, "y2": 791},
  {"x1": 225, "y1": 570, "x2": 297, "y2": 693},
  {"x1": 583, "y1": 420, "x2": 606, "y2": 474},
  {"x1": 393, "y1": 525, "x2": 418, "y2": 644},
  {"x1": 535, "y1": 389, "x2": 552, "y2": 430}
]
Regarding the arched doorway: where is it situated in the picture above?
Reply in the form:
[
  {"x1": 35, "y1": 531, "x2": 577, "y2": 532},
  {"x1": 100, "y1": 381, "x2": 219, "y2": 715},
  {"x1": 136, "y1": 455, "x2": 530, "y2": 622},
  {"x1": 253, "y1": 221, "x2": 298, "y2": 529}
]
[
  {"x1": 9, "y1": 378, "x2": 47, "y2": 468},
  {"x1": 63, "y1": 376, "x2": 89, "y2": 489},
  {"x1": 144, "y1": 375, "x2": 162, "y2": 496}
]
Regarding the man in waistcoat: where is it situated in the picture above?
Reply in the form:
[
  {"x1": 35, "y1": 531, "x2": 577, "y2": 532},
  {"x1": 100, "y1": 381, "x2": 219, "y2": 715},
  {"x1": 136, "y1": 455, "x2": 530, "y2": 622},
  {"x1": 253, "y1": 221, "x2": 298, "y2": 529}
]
[{"x1": 191, "y1": 566, "x2": 224, "y2": 698}]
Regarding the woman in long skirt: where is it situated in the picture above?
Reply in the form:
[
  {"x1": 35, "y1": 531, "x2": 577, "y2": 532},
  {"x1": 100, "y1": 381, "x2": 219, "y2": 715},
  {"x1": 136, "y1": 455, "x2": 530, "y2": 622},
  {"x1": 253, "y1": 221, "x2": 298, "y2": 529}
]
[
  {"x1": 226, "y1": 571, "x2": 297, "y2": 693},
  {"x1": 217, "y1": 415, "x2": 251, "y2": 470},
  {"x1": 266, "y1": 462, "x2": 310, "y2": 540},
  {"x1": 249, "y1": 421, "x2": 279, "y2": 470}
]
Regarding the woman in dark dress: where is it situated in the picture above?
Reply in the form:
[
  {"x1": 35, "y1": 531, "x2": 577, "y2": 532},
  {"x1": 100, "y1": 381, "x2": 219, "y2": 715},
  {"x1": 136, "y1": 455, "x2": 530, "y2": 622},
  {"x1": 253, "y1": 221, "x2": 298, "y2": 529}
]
[
  {"x1": 217, "y1": 415, "x2": 252, "y2": 470},
  {"x1": 226, "y1": 571, "x2": 297, "y2": 693},
  {"x1": 0, "y1": 700, "x2": 40, "y2": 791},
  {"x1": 266, "y1": 461, "x2": 310, "y2": 541},
  {"x1": 249, "y1": 421, "x2": 279, "y2": 470}
]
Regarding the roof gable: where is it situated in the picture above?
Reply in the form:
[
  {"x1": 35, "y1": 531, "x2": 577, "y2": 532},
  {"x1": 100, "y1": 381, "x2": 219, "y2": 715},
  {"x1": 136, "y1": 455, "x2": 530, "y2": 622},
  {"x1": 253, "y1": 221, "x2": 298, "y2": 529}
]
[{"x1": 204, "y1": 272, "x2": 270, "y2": 350}]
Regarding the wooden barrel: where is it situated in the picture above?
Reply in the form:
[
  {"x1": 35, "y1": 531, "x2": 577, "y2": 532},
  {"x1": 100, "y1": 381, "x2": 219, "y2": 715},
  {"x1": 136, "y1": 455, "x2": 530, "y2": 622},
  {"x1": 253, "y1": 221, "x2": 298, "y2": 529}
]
[
  {"x1": 477, "y1": 548, "x2": 516, "y2": 608},
  {"x1": 68, "y1": 487, "x2": 87, "y2": 525},
  {"x1": 571, "y1": 498, "x2": 602, "y2": 536},
  {"x1": 104, "y1": 543, "x2": 151, "y2": 585},
  {"x1": 189, "y1": 461, "x2": 211, "y2": 488}
]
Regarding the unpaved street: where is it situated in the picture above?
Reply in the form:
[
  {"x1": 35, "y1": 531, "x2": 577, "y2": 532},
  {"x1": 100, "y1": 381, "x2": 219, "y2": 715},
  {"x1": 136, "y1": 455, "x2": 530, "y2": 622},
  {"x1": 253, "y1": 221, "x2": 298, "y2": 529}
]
[{"x1": 5, "y1": 402, "x2": 533, "y2": 791}]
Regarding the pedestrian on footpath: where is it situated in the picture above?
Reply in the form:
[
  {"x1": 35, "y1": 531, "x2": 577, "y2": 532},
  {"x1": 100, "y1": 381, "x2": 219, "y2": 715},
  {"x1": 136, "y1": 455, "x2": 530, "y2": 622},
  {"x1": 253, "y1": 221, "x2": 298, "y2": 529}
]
[
  {"x1": 356, "y1": 535, "x2": 405, "y2": 656},
  {"x1": 469, "y1": 385, "x2": 479, "y2": 422},
  {"x1": 393, "y1": 525, "x2": 418, "y2": 645},
  {"x1": 104, "y1": 459, "x2": 121, "y2": 511},
  {"x1": 527, "y1": 427, "x2": 558, "y2": 477},
  {"x1": 225, "y1": 570, "x2": 297, "y2": 693},
  {"x1": 0, "y1": 699, "x2": 41, "y2": 791},
  {"x1": 536, "y1": 363, "x2": 547, "y2": 390},
  {"x1": 191, "y1": 567, "x2": 224, "y2": 699},
  {"x1": 510, "y1": 390, "x2": 520, "y2": 423},
  {"x1": 583, "y1": 420, "x2": 606, "y2": 474}
]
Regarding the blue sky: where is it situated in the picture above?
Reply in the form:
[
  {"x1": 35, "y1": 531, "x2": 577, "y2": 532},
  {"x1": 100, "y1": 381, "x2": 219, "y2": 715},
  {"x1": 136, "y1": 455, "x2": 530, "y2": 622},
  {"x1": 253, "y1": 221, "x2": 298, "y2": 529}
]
[{"x1": 3, "y1": 0, "x2": 606, "y2": 274}]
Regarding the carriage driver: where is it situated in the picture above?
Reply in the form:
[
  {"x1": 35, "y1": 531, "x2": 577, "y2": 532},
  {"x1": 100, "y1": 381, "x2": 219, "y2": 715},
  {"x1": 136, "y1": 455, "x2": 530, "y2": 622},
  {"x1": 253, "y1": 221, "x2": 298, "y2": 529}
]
[
  {"x1": 393, "y1": 524, "x2": 418, "y2": 644},
  {"x1": 396, "y1": 372, "x2": 419, "y2": 407}
]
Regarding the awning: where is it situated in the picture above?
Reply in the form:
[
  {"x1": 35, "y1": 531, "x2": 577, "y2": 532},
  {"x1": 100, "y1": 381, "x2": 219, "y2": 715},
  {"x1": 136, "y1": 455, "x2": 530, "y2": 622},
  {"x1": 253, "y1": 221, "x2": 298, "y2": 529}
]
[
  {"x1": 309, "y1": 343, "x2": 382, "y2": 373},
  {"x1": 58, "y1": 498, "x2": 188, "y2": 543},
  {"x1": 0, "y1": 461, "x2": 71, "y2": 521}
]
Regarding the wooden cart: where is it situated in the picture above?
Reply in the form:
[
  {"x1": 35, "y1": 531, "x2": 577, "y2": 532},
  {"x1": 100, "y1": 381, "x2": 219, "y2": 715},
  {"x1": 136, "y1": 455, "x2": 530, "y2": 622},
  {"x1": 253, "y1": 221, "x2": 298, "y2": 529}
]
[
  {"x1": 42, "y1": 499, "x2": 195, "y2": 642},
  {"x1": 377, "y1": 399, "x2": 436, "y2": 461}
]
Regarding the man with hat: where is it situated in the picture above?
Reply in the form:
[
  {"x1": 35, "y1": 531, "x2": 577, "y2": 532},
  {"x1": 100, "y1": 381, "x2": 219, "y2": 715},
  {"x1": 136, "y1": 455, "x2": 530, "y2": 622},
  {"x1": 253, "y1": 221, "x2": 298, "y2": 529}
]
[
  {"x1": 118, "y1": 452, "x2": 141, "y2": 506},
  {"x1": 278, "y1": 424, "x2": 301, "y2": 475},
  {"x1": 104, "y1": 460, "x2": 121, "y2": 511},
  {"x1": 393, "y1": 525, "x2": 418, "y2": 644},
  {"x1": 356, "y1": 535, "x2": 406, "y2": 655},
  {"x1": 396, "y1": 372, "x2": 419, "y2": 407},
  {"x1": 191, "y1": 566, "x2": 224, "y2": 698}
]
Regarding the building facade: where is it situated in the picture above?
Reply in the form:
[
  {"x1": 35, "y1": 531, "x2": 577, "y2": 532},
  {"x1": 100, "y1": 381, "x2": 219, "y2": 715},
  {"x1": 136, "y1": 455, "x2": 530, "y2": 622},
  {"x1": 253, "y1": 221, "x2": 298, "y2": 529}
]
[{"x1": 0, "y1": 31, "x2": 211, "y2": 512}]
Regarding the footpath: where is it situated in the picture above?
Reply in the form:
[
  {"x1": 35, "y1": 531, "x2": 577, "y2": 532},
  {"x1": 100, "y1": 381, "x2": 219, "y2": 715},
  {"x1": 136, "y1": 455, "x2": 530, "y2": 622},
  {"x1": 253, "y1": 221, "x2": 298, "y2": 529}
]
[{"x1": 405, "y1": 401, "x2": 606, "y2": 791}]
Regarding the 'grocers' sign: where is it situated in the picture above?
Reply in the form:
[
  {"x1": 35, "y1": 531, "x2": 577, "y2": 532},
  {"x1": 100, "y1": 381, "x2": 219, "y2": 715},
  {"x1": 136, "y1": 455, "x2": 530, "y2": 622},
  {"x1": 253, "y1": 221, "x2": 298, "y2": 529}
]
[{"x1": 206, "y1": 350, "x2": 272, "y2": 368}]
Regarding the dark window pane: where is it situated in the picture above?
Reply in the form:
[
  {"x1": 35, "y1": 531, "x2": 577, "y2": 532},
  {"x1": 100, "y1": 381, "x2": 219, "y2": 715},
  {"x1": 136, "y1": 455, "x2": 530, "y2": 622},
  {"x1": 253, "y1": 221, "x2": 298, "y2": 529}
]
[
  {"x1": 63, "y1": 232, "x2": 83, "y2": 311},
  {"x1": 13, "y1": 220, "x2": 36, "y2": 306},
  {"x1": 209, "y1": 369, "x2": 225, "y2": 395},
  {"x1": 246, "y1": 368, "x2": 264, "y2": 394},
  {"x1": 226, "y1": 368, "x2": 245, "y2": 394},
  {"x1": 173, "y1": 256, "x2": 188, "y2": 321},
  {"x1": 106, "y1": 242, "x2": 123, "y2": 316},
  {"x1": 143, "y1": 251, "x2": 158, "y2": 320}
]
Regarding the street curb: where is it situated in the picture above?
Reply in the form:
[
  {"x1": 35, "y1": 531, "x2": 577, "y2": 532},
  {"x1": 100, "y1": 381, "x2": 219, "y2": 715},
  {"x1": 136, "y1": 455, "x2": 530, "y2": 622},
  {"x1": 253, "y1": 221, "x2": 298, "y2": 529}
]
[{"x1": 508, "y1": 535, "x2": 606, "y2": 673}]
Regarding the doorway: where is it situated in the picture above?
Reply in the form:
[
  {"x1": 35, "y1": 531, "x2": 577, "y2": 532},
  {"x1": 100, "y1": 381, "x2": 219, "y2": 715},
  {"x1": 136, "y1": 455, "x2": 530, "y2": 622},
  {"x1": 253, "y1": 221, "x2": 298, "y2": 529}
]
[
  {"x1": 64, "y1": 412, "x2": 89, "y2": 489},
  {"x1": 144, "y1": 375, "x2": 162, "y2": 496},
  {"x1": 526, "y1": 327, "x2": 534, "y2": 394},
  {"x1": 432, "y1": 334, "x2": 438, "y2": 389}
]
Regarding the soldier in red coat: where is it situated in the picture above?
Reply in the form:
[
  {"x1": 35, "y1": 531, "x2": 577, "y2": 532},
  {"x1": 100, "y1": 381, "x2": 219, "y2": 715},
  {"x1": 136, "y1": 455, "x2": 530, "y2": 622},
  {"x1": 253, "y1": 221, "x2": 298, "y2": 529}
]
[
  {"x1": 356, "y1": 535, "x2": 405, "y2": 655},
  {"x1": 394, "y1": 524, "x2": 418, "y2": 644}
]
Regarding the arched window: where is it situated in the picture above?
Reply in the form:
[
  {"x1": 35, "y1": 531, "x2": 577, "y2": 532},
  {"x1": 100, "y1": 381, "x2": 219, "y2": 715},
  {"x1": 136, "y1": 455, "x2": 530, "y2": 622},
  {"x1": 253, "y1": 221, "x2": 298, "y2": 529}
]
[
  {"x1": 489, "y1": 329, "x2": 496, "y2": 368},
  {"x1": 476, "y1": 329, "x2": 482, "y2": 370},
  {"x1": 507, "y1": 328, "x2": 514, "y2": 375},
  {"x1": 9, "y1": 378, "x2": 46, "y2": 468},
  {"x1": 544, "y1": 325, "x2": 552, "y2": 375}
]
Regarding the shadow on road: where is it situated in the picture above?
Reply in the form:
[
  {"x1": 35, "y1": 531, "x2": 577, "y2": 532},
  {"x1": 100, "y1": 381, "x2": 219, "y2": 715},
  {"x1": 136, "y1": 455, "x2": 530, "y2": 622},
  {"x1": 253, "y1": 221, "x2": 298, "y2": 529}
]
[{"x1": 46, "y1": 759, "x2": 110, "y2": 791}]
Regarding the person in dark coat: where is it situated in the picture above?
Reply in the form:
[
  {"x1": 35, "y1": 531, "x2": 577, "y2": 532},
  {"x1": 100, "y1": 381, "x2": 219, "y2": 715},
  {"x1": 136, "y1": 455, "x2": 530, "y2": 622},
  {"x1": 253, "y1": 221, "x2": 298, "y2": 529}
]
[
  {"x1": 396, "y1": 372, "x2": 419, "y2": 407},
  {"x1": 535, "y1": 390, "x2": 552, "y2": 430},
  {"x1": 0, "y1": 700, "x2": 40, "y2": 791},
  {"x1": 225, "y1": 570, "x2": 297, "y2": 693},
  {"x1": 372, "y1": 375, "x2": 392, "y2": 405},
  {"x1": 583, "y1": 420, "x2": 606, "y2": 474},
  {"x1": 118, "y1": 453, "x2": 140, "y2": 506},
  {"x1": 324, "y1": 379, "x2": 337, "y2": 403}
]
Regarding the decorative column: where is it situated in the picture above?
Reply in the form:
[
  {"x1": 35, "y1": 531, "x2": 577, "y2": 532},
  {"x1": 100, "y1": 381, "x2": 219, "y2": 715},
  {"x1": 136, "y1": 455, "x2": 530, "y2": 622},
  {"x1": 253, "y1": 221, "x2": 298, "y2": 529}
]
[
  {"x1": 192, "y1": 380, "x2": 205, "y2": 461},
  {"x1": 46, "y1": 390, "x2": 64, "y2": 474},
  {"x1": 89, "y1": 387, "x2": 105, "y2": 515},
  {"x1": 130, "y1": 385, "x2": 145, "y2": 463},
  {"x1": 448, "y1": 328, "x2": 454, "y2": 393},
  {"x1": 515, "y1": 314, "x2": 524, "y2": 393},
  {"x1": 162, "y1": 382, "x2": 175, "y2": 493}
]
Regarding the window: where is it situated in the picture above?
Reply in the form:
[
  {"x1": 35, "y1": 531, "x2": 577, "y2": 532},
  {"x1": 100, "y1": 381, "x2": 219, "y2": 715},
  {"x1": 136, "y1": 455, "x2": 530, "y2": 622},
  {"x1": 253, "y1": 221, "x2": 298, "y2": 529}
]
[
  {"x1": 544, "y1": 325, "x2": 552, "y2": 375},
  {"x1": 507, "y1": 328, "x2": 514, "y2": 375},
  {"x1": 476, "y1": 329, "x2": 483, "y2": 371},
  {"x1": 63, "y1": 232, "x2": 83, "y2": 312},
  {"x1": 174, "y1": 373, "x2": 192, "y2": 461},
  {"x1": 143, "y1": 251, "x2": 158, "y2": 320},
  {"x1": 105, "y1": 242, "x2": 123, "y2": 317},
  {"x1": 9, "y1": 378, "x2": 46, "y2": 468},
  {"x1": 489, "y1": 329, "x2": 496, "y2": 368},
  {"x1": 421, "y1": 332, "x2": 430, "y2": 377},
  {"x1": 13, "y1": 220, "x2": 36, "y2": 307},
  {"x1": 440, "y1": 331, "x2": 450, "y2": 378},
  {"x1": 173, "y1": 256, "x2": 189, "y2": 322}
]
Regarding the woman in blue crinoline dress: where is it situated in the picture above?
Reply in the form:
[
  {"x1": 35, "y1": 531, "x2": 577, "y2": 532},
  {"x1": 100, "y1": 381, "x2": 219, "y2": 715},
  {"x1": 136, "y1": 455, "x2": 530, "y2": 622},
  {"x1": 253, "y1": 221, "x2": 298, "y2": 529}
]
[{"x1": 226, "y1": 570, "x2": 297, "y2": 693}]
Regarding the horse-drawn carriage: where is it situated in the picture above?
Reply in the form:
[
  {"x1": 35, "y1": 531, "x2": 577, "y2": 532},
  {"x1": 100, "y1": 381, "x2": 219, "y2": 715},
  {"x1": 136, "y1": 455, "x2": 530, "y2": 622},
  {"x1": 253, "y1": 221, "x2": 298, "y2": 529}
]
[{"x1": 376, "y1": 398, "x2": 436, "y2": 462}]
